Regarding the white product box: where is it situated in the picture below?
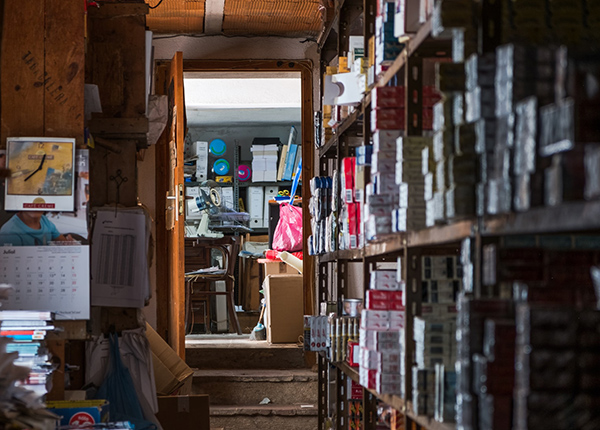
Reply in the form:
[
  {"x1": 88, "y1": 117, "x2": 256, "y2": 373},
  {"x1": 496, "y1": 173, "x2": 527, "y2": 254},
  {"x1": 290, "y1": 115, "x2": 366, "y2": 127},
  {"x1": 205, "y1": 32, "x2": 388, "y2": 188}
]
[
  {"x1": 194, "y1": 141, "x2": 209, "y2": 181},
  {"x1": 221, "y1": 186, "x2": 234, "y2": 209},
  {"x1": 373, "y1": 130, "x2": 403, "y2": 152},
  {"x1": 394, "y1": 0, "x2": 422, "y2": 38},
  {"x1": 248, "y1": 186, "x2": 264, "y2": 228},
  {"x1": 263, "y1": 186, "x2": 279, "y2": 228}
]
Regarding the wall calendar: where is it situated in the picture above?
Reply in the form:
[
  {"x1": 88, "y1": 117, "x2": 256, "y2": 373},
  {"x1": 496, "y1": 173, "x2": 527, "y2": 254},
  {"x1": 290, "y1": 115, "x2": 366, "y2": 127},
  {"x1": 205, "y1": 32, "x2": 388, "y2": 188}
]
[{"x1": 0, "y1": 245, "x2": 90, "y2": 319}]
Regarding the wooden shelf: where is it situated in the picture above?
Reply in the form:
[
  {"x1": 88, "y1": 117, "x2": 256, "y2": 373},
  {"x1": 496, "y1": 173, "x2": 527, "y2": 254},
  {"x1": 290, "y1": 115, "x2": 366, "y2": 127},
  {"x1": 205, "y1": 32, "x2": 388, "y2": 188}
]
[
  {"x1": 319, "y1": 107, "x2": 363, "y2": 157},
  {"x1": 239, "y1": 181, "x2": 294, "y2": 188},
  {"x1": 318, "y1": 248, "x2": 364, "y2": 263},
  {"x1": 319, "y1": 220, "x2": 474, "y2": 262},
  {"x1": 407, "y1": 219, "x2": 476, "y2": 247},
  {"x1": 185, "y1": 181, "x2": 296, "y2": 188},
  {"x1": 483, "y1": 200, "x2": 600, "y2": 236},
  {"x1": 336, "y1": 362, "x2": 455, "y2": 430},
  {"x1": 365, "y1": 234, "x2": 405, "y2": 257},
  {"x1": 377, "y1": 18, "x2": 433, "y2": 88},
  {"x1": 408, "y1": 412, "x2": 456, "y2": 430},
  {"x1": 317, "y1": 201, "x2": 600, "y2": 261}
]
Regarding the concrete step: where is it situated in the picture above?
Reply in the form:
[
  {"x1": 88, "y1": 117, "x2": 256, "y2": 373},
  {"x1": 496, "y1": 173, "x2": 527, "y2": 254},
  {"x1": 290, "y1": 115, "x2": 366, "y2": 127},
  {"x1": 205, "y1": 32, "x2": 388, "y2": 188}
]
[
  {"x1": 186, "y1": 337, "x2": 306, "y2": 369},
  {"x1": 192, "y1": 369, "x2": 317, "y2": 405},
  {"x1": 210, "y1": 405, "x2": 318, "y2": 430}
]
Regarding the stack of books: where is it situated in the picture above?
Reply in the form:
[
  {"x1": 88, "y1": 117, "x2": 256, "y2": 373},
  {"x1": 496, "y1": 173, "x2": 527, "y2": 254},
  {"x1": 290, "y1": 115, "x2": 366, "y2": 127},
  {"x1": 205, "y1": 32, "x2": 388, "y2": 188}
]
[
  {"x1": 0, "y1": 285, "x2": 58, "y2": 429},
  {"x1": 0, "y1": 310, "x2": 55, "y2": 398},
  {"x1": 277, "y1": 126, "x2": 302, "y2": 182}
]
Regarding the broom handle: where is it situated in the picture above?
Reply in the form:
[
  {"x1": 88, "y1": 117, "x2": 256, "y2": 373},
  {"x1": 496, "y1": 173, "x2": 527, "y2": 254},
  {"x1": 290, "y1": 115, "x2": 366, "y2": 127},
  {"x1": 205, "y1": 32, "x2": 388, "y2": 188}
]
[{"x1": 257, "y1": 303, "x2": 266, "y2": 324}]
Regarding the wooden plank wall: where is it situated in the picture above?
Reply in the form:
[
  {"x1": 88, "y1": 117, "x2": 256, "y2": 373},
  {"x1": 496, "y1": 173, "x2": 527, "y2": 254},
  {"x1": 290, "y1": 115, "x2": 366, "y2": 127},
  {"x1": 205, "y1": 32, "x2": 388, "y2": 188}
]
[
  {"x1": 86, "y1": 3, "x2": 148, "y2": 120},
  {"x1": 0, "y1": 0, "x2": 85, "y2": 148}
]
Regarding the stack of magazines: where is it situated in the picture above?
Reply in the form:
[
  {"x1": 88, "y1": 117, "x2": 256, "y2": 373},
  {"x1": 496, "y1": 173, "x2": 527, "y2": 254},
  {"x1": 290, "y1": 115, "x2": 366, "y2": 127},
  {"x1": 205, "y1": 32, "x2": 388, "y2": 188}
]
[{"x1": 0, "y1": 284, "x2": 58, "y2": 430}]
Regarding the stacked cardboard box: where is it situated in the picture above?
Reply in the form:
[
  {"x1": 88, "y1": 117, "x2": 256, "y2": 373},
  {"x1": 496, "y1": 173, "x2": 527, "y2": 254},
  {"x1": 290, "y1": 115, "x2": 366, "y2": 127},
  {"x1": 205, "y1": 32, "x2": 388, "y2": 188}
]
[
  {"x1": 393, "y1": 136, "x2": 434, "y2": 231},
  {"x1": 250, "y1": 144, "x2": 278, "y2": 182},
  {"x1": 365, "y1": 131, "x2": 401, "y2": 240},
  {"x1": 473, "y1": 318, "x2": 516, "y2": 429},
  {"x1": 375, "y1": 2, "x2": 406, "y2": 76},
  {"x1": 434, "y1": 363, "x2": 457, "y2": 423},
  {"x1": 421, "y1": 255, "x2": 461, "y2": 303},
  {"x1": 307, "y1": 176, "x2": 333, "y2": 255},
  {"x1": 341, "y1": 157, "x2": 362, "y2": 249},
  {"x1": 455, "y1": 297, "x2": 515, "y2": 430},
  {"x1": 359, "y1": 269, "x2": 405, "y2": 396},
  {"x1": 513, "y1": 305, "x2": 600, "y2": 430}
]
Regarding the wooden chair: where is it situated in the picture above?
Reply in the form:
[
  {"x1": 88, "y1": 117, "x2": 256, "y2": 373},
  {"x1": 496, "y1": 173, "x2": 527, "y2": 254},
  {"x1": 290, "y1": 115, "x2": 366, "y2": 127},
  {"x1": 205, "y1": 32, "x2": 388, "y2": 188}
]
[{"x1": 184, "y1": 237, "x2": 242, "y2": 335}]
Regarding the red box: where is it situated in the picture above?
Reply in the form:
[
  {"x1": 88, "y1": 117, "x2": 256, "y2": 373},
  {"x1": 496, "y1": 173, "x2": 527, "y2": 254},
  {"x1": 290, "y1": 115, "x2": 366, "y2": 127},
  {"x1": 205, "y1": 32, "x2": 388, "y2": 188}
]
[
  {"x1": 350, "y1": 381, "x2": 363, "y2": 400},
  {"x1": 348, "y1": 341, "x2": 360, "y2": 368},
  {"x1": 343, "y1": 157, "x2": 356, "y2": 203},
  {"x1": 368, "y1": 300, "x2": 405, "y2": 311},
  {"x1": 372, "y1": 86, "x2": 406, "y2": 109},
  {"x1": 423, "y1": 86, "x2": 442, "y2": 107},
  {"x1": 348, "y1": 202, "x2": 359, "y2": 249},
  {"x1": 371, "y1": 108, "x2": 406, "y2": 131},
  {"x1": 422, "y1": 107, "x2": 433, "y2": 130}
]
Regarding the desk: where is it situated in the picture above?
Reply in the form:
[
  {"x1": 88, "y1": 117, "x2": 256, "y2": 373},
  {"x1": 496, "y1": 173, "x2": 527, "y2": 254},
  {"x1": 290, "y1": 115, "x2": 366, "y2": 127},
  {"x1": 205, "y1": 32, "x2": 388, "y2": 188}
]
[{"x1": 184, "y1": 236, "x2": 242, "y2": 334}]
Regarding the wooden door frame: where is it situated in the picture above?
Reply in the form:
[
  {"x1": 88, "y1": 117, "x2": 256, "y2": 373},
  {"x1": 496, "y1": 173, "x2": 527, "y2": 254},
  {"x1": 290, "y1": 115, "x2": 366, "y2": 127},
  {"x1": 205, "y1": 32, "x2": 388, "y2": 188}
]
[{"x1": 155, "y1": 59, "x2": 315, "y2": 347}]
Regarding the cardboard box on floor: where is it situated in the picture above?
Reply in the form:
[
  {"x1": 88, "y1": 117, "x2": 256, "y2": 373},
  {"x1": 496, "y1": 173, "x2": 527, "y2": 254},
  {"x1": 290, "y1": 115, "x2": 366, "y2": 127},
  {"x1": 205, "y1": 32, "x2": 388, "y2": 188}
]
[
  {"x1": 258, "y1": 258, "x2": 301, "y2": 277},
  {"x1": 263, "y1": 274, "x2": 304, "y2": 344},
  {"x1": 145, "y1": 323, "x2": 194, "y2": 396},
  {"x1": 156, "y1": 395, "x2": 210, "y2": 430}
]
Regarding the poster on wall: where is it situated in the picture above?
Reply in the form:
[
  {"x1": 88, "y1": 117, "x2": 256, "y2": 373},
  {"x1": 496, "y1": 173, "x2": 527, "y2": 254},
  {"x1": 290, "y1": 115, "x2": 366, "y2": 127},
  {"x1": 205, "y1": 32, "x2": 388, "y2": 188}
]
[
  {"x1": 0, "y1": 149, "x2": 89, "y2": 246},
  {"x1": 0, "y1": 146, "x2": 90, "y2": 319},
  {"x1": 4, "y1": 137, "x2": 76, "y2": 212}
]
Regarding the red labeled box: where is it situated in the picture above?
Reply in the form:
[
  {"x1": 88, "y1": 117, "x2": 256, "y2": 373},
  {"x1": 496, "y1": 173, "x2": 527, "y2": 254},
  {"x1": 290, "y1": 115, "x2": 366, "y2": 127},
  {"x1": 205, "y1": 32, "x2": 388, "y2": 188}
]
[
  {"x1": 343, "y1": 157, "x2": 356, "y2": 203},
  {"x1": 372, "y1": 86, "x2": 406, "y2": 109},
  {"x1": 348, "y1": 341, "x2": 360, "y2": 368}
]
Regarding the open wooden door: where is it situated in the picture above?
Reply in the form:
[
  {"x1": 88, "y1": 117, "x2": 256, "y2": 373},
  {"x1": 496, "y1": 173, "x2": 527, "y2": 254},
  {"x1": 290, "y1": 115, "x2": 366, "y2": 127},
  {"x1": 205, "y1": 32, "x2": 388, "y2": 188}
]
[{"x1": 155, "y1": 52, "x2": 186, "y2": 358}]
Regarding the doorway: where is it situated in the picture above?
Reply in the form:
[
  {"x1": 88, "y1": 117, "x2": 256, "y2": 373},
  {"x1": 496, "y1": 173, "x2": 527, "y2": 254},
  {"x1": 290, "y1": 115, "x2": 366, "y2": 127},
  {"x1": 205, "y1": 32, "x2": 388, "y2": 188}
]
[
  {"x1": 183, "y1": 70, "x2": 301, "y2": 334},
  {"x1": 154, "y1": 58, "x2": 315, "y2": 358}
]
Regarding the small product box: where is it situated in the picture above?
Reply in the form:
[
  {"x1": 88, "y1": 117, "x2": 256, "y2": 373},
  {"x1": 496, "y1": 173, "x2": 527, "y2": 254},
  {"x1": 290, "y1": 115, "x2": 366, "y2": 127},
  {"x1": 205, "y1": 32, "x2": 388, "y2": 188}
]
[
  {"x1": 46, "y1": 400, "x2": 110, "y2": 428},
  {"x1": 348, "y1": 341, "x2": 360, "y2": 367},
  {"x1": 373, "y1": 130, "x2": 403, "y2": 152},
  {"x1": 343, "y1": 157, "x2": 357, "y2": 203},
  {"x1": 372, "y1": 86, "x2": 406, "y2": 109}
]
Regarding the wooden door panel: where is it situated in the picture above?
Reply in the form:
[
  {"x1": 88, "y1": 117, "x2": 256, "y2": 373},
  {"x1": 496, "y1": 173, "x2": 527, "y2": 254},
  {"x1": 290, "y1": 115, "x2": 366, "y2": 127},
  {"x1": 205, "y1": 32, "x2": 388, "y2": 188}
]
[{"x1": 155, "y1": 52, "x2": 185, "y2": 358}]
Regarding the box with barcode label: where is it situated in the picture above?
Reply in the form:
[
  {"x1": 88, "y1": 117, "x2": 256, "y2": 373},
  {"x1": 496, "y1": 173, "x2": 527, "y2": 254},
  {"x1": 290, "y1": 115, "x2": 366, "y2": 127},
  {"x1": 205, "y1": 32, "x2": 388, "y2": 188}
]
[{"x1": 343, "y1": 157, "x2": 356, "y2": 203}]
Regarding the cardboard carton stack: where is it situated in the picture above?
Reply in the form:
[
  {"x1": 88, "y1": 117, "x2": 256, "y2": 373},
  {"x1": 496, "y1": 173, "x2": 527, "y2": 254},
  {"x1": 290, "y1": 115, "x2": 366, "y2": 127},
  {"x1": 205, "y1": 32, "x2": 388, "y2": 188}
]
[
  {"x1": 411, "y1": 255, "x2": 460, "y2": 422},
  {"x1": 307, "y1": 176, "x2": 334, "y2": 255},
  {"x1": 393, "y1": 136, "x2": 434, "y2": 231},
  {"x1": 374, "y1": 2, "x2": 405, "y2": 76},
  {"x1": 365, "y1": 130, "x2": 401, "y2": 241},
  {"x1": 251, "y1": 143, "x2": 278, "y2": 182},
  {"x1": 359, "y1": 269, "x2": 406, "y2": 396},
  {"x1": 455, "y1": 297, "x2": 515, "y2": 430},
  {"x1": 341, "y1": 157, "x2": 361, "y2": 249}
]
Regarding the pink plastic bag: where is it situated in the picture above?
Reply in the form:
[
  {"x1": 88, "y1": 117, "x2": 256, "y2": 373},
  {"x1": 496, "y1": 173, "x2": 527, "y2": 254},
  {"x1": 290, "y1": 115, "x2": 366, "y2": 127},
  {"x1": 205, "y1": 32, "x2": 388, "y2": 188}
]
[{"x1": 272, "y1": 203, "x2": 303, "y2": 252}]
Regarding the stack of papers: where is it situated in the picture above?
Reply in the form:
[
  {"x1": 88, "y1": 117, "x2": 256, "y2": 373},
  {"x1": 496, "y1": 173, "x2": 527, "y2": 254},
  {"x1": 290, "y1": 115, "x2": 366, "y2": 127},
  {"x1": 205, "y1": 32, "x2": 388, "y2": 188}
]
[
  {"x1": 0, "y1": 290, "x2": 58, "y2": 430},
  {"x1": 91, "y1": 208, "x2": 152, "y2": 308},
  {"x1": 251, "y1": 144, "x2": 279, "y2": 182}
]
